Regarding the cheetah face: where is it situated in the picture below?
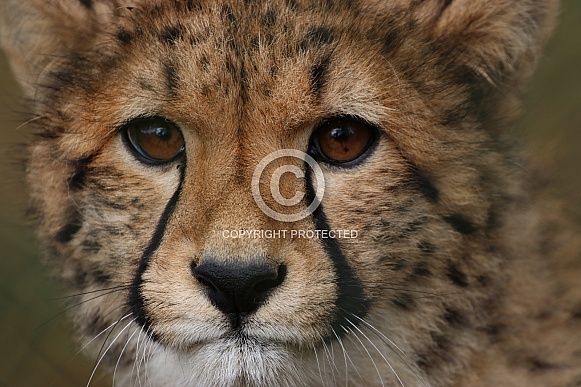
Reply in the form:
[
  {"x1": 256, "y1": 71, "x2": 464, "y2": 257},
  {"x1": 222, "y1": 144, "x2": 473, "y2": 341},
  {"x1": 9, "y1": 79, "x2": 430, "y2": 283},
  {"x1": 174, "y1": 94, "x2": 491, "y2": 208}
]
[{"x1": 1, "y1": 0, "x2": 558, "y2": 385}]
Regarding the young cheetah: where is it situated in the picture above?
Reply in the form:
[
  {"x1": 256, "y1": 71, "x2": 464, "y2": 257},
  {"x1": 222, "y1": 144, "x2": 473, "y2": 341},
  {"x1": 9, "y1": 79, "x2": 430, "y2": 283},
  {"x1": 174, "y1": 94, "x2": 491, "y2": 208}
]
[{"x1": 1, "y1": 0, "x2": 581, "y2": 385}]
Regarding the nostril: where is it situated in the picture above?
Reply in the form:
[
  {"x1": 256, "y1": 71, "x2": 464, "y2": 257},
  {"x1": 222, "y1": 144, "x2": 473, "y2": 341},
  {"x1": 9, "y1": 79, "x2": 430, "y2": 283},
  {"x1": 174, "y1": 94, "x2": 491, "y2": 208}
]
[
  {"x1": 195, "y1": 274, "x2": 216, "y2": 290},
  {"x1": 253, "y1": 264, "x2": 287, "y2": 296},
  {"x1": 191, "y1": 262, "x2": 208, "y2": 286},
  {"x1": 191, "y1": 261, "x2": 218, "y2": 291}
]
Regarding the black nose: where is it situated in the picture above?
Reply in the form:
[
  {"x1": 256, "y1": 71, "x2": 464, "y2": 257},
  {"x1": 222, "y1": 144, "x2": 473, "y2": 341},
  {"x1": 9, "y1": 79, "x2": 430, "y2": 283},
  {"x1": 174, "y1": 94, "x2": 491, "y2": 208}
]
[{"x1": 192, "y1": 260, "x2": 286, "y2": 326}]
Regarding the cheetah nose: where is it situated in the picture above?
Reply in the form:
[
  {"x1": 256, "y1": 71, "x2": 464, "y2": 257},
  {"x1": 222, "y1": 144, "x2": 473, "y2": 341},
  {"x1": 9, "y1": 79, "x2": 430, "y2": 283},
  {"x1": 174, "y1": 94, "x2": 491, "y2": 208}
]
[{"x1": 191, "y1": 260, "x2": 286, "y2": 326}]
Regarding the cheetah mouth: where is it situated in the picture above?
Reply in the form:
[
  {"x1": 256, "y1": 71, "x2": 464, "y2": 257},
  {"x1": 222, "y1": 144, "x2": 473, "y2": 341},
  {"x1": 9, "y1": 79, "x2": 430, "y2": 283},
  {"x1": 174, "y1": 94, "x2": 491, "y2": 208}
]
[{"x1": 203, "y1": 323, "x2": 315, "y2": 349}]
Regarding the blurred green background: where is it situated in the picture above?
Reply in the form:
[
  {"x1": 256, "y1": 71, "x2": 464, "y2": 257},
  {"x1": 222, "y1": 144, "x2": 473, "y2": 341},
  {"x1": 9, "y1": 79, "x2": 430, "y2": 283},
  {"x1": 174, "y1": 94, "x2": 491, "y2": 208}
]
[{"x1": 0, "y1": 2, "x2": 580, "y2": 386}]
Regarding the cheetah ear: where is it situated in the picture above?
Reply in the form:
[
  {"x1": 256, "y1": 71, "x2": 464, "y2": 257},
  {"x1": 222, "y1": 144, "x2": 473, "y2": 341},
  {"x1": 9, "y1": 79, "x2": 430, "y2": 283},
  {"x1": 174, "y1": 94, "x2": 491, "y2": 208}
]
[
  {"x1": 0, "y1": 0, "x2": 139, "y2": 97},
  {"x1": 406, "y1": 0, "x2": 559, "y2": 87}
]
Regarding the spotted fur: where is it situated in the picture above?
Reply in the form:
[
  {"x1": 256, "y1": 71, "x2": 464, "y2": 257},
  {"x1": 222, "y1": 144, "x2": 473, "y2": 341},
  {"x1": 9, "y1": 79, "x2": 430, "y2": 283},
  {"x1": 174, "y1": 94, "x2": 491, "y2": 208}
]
[{"x1": 2, "y1": 0, "x2": 581, "y2": 385}]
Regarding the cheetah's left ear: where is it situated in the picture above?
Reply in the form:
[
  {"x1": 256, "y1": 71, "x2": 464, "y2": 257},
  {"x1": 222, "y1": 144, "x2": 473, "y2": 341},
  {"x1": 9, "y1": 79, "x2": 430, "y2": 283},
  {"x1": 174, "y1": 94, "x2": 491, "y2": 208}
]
[
  {"x1": 405, "y1": 0, "x2": 559, "y2": 87},
  {"x1": 0, "y1": 0, "x2": 140, "y2": 97}
]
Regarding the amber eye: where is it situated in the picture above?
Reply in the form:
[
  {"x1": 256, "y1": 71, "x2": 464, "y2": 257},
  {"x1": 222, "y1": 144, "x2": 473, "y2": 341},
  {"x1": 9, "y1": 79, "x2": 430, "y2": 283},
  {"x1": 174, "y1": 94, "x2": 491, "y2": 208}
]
[
  {"x1": 124, "y1": 117, "x2": 185, "y2": 163},
  {"x1": 309, "y1": 117, "x2": 378, "y2": 165}
]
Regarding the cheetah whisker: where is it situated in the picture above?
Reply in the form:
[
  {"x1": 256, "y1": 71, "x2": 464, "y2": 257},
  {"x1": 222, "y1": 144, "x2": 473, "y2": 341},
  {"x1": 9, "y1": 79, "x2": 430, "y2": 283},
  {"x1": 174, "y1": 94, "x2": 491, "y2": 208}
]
[
  {"x1": 113, "y1": 323, "x2": 140, "y2": 387},
  {"x1": 131, "y1": 327, "x2": 146, "y2": 387},
  {"x1": 311, "y1": 342, "x2": 327, "y2": 387},
  {"x1": 321, "y1": 337, "x2": 339, "y2": 386},
  {"x1": 87, "y1": 317, "x2": 135, "y2": 387},
  {"x1": 346, "y1": 316, "x2": 405, "y2": 387},
  {"x1": 339, "y1": 324, "x2": 370, "y2": 384},
  {"x1": 51, "y1": 284, "x2": 131, "y2": 300},
  {"x1": 36, "y1": 287, "x2": 129, "y2": 333},
  {"x1": 140, "y1": 327, "x2": 156, "y2": 387},
  {"x1": 331, "y1": 327, "x2": 350, "y2": 386},
  {"x1": 76, "y1": 311, "x2": 133, "y2": 357},
  {"x1": 343, "y1": 318, "x2": 386, "y2": 387},
  {"x1": 351, "y1": 313, "x2": 431, "y2": 387}
]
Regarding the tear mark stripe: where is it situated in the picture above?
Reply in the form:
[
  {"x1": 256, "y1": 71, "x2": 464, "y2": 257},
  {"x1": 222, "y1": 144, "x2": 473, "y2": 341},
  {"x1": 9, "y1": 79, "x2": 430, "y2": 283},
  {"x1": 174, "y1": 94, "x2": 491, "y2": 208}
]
[
  {"x1": 305, "y1": 165, "x2": 368, "y2": 335},
  {"x1": 128, "y1": 165, "x2": 186, "y2": 339}
]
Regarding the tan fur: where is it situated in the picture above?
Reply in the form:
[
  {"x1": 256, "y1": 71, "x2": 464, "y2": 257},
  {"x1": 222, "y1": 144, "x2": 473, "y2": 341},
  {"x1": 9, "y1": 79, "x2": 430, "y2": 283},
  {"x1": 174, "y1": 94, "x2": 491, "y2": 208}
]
[{"x1": 2, "y1": 0, "x2": 581, "y2": 385}]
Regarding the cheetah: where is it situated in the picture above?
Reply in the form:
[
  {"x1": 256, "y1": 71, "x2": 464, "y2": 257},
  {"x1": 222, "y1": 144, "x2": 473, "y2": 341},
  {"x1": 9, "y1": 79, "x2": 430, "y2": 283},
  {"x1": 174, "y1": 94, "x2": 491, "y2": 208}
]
[{"x1": 1, "y1": 0, "x2": 581, "y2": 385}]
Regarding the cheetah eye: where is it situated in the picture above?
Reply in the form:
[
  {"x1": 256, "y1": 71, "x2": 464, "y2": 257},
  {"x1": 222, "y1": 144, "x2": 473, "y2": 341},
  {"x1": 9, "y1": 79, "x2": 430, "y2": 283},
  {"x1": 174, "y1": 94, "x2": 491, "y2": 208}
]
[
  {"x1": 123, "y1": 117, "x2": 185, "y2": 164},
  {"x1": 308, "y1": 117, "x2": 378, "y2": 165}
]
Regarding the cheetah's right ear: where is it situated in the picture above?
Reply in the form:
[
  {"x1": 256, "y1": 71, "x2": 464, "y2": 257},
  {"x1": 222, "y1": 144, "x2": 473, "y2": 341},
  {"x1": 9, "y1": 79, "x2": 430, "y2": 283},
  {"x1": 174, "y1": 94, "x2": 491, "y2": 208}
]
[
  {"x1": 0, "y1": 0, "x2": 139, "y2": 97},
  {"x1": 387, "y1": 0, "x2": 559, "y2": 89}
]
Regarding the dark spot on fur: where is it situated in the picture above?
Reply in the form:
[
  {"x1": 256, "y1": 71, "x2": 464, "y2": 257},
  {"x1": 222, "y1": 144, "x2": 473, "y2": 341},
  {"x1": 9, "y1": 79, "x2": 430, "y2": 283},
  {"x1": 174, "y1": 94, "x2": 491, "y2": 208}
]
[
  {"x1": 262, "y1": 9, "x2": 278, "y2": 27},
  {"x1": 405, "y1": 218, "x2": 425, "y2": 233},
  {"x1": 160, "y1": 25, "x2": 183, "y2": 44},
  {"x1": 220, "y1": 3, "x2": 237, "y2": 28},
  {"x1": 381, "y1": 27, "x2": 404, "y2": 55},
  {"x1": 285, "y1": 0, "x2": 298, "y2": 10},
  {"x1": 137, "y1": 77, "x2": 156, "y2": 92},
  {"x1": 443, "y1": 214, "x2": 478, "y2": 235},
  {"x1": 79, "y1": 0, "x2": 93, "y2": 9},
  {"x1": 56, "y1": 210, "x2": 83, "y2": 243},
  {"x1": 442, "y1": 0, "x2": 453, "y2": 9},
  {"x1": 310, "y1": 55, "x2": 331, "y2": 100},
  {"x1": 571, "y1": 305, "x2": 581, "y2": 319},
  {"x1": 444, "y1": 308, "x2": 468, "y2": 328},
  {"x1": 130, "y1": 197, "x2": 145, "y2": 210},
  {"x1": 92, "y1": 269, "x2": 111, "y2": 284},
  {"x1": 25, "y1": 203, "x2": 43, "y2": 224},
  {"x1": 441, "y1": 108, "x2": 467, "y2": 126},
  {"x1": 483, "y1": 323, "x2": 505, "y2": 340},
  {"x1": 250, "y1": 35, "x2": 260, "y2": 50},
  {"x1": 566, "y1": 375, "x2": 581, "y2": 387},
  {"x1": 200, "y1": 84, "x2": 211, "y2": 97},
  {"x1": 447, "y1": 263, "x2": 469, "y2": 287},
  {"x1": 184, "y1": 0, "x2": 202, "y2": 12},
  {"x1": 412, "y1": 262, "x2": 432, "y2": 277},
  {"x1": 73, "y1": 264, "x2": 88, "y2": 287},
  {"x1": 199, "y1": 54, "x2": 210, "y2": 70},
  {"x1": 417, "y1": 333, "x2": 451, "y2": 370},
  {"x1": 34, "y1": 127, "x2": 61, "y2": 140},
  {"x1": 87, "y1": 314, "x2": 109, "y2": 337},
  {"x1": 453, "y1": 64, "x2": 494, "y2": 123},
  {"x1": 408, "y1": 165, "x2": 439, "y2": 203},
  {"x1": 163, "y1": 62, "x2": 179, "y2": 96},
  {"x1": 116, "y1": 29, "x2": 133, "y2": 44},
  {"x1": 528, "y1": 358, "x2": 560, "y2": 373},
  {"x1": 299, "y1": 26, "x2": 334, "y2": 52},
  {"x1": 391, "y1": 292, "x2": 415, "y2": 310},
  {"x1": 81, "y1": 238, "x2": 101, "y2": 254},
  {"x1": 416, "y1": 354, "x2": 431, "y2": 370},
  {"x1": 417, "y1": 241, "x2": 436, "y2": 254},
  {"x1": 432, "y1": 333, "x2": 451, "y2": 353},
  {"x1": 69, "y1": 156, "x2": 94, "y2": 190},
  {"x1": 100, "y1": 196, "x2": 130, "y2": 210},
  {"x1": 477, "y1": 274, "x2": 491, "y2": 286},
  {"x1": 239, "y1": 61, "x2": 248, "y2": 84},
  {"x1": 52, "y1": 70, "x2": 78, "y2": 89},
  {"x1": 225, "y1": 55, "x2": 236, "y2": 76},
  {"x1": 390, "y1": 258, "x2": 407, "y2": 271}
]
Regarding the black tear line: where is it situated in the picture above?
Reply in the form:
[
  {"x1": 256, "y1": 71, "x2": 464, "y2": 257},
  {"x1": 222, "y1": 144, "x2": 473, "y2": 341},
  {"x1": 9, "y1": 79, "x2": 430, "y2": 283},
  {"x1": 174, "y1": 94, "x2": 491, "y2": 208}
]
[
  {"x1": 127, "y1": 164, "x2": 186, "y2": 340},
  {"x1": 305, "y1": 165, "x2": 369, "y2": 336}
]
